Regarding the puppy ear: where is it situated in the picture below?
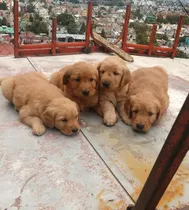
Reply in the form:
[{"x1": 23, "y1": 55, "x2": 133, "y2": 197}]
[
  {"x1": 42, "y1": 107, "x2": 56, "y2": 128},
  {"x1": 124, "y1": 98, "x2": 132, "y2": 119},
  {"x1": 95, "y1": 71, "x2": 100, "y2": 90},
  {"x1": 120, "y1": 66, "x2": 131, "y2": 88},
  {"x1": 63, "y1": 65, "x2": 73, "y2": 85},
  {"x1": 156, "y1": 103, "x2": 161, "y2": 121},
  {"x1": 92, "y1": 63, "x2": 100, "y2": 90},
  {"x1": 97, "y1": 62, "x2": 102, "y2": 71},
  {"x1": 63, "y1": 71, "x2": 71, "y2": 85}
]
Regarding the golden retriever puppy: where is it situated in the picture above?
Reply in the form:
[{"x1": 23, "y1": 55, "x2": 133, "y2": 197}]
[
  {"x1": 124, "y1": 66, "x2": 169, "y2": 132},
  {"x1": 50, "y1": 61, "x2": 99, "y2": 111},
  {"x1": 0, "y1": 72, "x2": 80, "y2": 136},
  {"x1": 97, "y1": 56, "x2": 131, "y2": 126}
]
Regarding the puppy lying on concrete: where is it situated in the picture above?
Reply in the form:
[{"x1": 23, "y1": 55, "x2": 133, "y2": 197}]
[
  {"x1": 124, "y1": 66, "x2": 169, "y2": 132},
  {"x1": 0, "y1": 72, "x2": 80, "y2": 136}
]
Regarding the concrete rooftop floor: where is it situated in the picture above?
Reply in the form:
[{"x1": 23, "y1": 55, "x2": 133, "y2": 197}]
[{"x1": 0, "y1": 53, "x2": 189, "y2": 210}]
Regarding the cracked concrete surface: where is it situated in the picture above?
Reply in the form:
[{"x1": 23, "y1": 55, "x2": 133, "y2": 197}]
[{"x1": 0, "y1": 53, "x2": 189, "y2": 210}]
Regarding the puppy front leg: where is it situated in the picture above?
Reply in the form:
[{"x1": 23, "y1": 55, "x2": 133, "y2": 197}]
[
  {"x1": 92, "y1": 104, "x2": 103, "y2": 117},
  {"x1": 19, "y1": 106, "x2": 46, "y2": 136},
  {"x1": 117, "y1": 101, "x2": 131, "y2": 125},
  {"x1": 100, "y1": 101, "x2": 117, "y2": 127}
]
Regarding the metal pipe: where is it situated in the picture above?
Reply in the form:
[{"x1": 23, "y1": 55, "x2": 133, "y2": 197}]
[
  {"x1": 14, "y1": 0, "x2": 19, "y2": 57},
  {"x1": 121, "y1": 5, "x2": 131, "y2": 50},
  {"x1": 85, "y1": 1, "x2": 92, "y2": 49},
  {"x1": 52, "y1": 17, "x2": 57, "y2": 55},
  {"x1": 148, "y1": 24, "x2": 157, "y2": 56},
  {"x1": 172, "y1": 16, "x2": 184, "y2": 58}
]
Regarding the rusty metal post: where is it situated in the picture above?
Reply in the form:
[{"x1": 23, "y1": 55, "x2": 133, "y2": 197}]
[
  {"x1": 14, "y1": 0, "x2": 19, "y2": 58},
  {"x1": 121, "y1": 5, "x2": 131, "y2": 51},
  {"x1": 128, "y1": 94, "x2": 189, "y2": 210},
  {"x1": 85, "y1": 1, "x2": 92, "y2": 50},
  {"x1": 148, "y1": 24, "x2": 157, "y2": 56},
  {"x1": 52, "y1": 17, "x2": 57, "y2": 56},
  {"x1": 172, "y1": 16, "x2": 184, "y2": 58}
]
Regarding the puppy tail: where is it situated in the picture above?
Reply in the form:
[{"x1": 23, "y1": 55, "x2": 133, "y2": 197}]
[{"x1": 1, "y1": 77, "x2": 15, "y2": 102}]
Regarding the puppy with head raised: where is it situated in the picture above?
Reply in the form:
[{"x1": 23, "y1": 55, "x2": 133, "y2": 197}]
[
  {"x1": 50, "y1": 61, "x2": 99, "y2": 111},
  {"x1": 97, "y1": 56, "x2": 131, "y2": 126},
  {"x1": 1, "y1": 72, "x2": 80, "y2": 136},
  {"x1": 124, "y1": 66, "x2": 169, "y2": 132}
]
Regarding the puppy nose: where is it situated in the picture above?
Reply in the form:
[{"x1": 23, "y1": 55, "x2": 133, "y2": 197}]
[
  {"x1": 72, "y1": 128, "x2": 78, "y2": 133},
  {"x1": 103, "y1": 81, "x2": 110, "y2": 88},
  {"x1": 136, "y1": 124, "x2": 144, "y2": 130},
  {"x1": 82, "y1": 90, "x2": 89, "y2": 96}
]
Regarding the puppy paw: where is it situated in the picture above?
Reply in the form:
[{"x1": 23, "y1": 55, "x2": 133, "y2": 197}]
[
  {"x1": 104, "y1": 115, "x2": 117, "y2": 127},
  {"x1": 32, "y1": 124, "x2": 46, "y2": 136}
]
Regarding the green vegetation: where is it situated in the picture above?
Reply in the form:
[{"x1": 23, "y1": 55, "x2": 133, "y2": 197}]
[
  {"x1": 26, "y1": 0, "x2": 35, "y2": 13},
  {"x1": 156, "y1": 33, "x2": 168, "y2": 41},
  {"x1": 130, "y1": 22, "x2": 149, "y2": 44},
  {"x1": 133, "y1": 9, "x2": 143, "y2": 20},
  {"x1": 130, "y1": 22, "x2": 158, "y2": 46},
  {"x1": 79, "y1": 22, "x2": 86, "y2": 34},
  {"x1": 69, "y1": 0, "x2": 79, "y2": 3},
  {"x1": 57, "y1": 12, "x2": 78, "y2": 34},
  {"x1": 157, "y1": 15, "x2": 189, "y2": 25},
  {"x1": 0, "y1": 2, "x2": 7, "y2": 10},
  {"x1": 106, "y1": 0, "x2": 125, "y2": 7},
  {"x1": 26, "y1": 13, "x2": 48, "y2": 35},
  {"x1": 179, "y1": 36, "x2": 186, "y2": 43},
  {"x1": 27, "y1": 4, "x2": 35, "y2": 13},
  {"x1": 0, "y1": 17, "x2": 7, "y2": 26},
  {"x1": 145, "y1": 15, "x2": 156, "y2": 24}
]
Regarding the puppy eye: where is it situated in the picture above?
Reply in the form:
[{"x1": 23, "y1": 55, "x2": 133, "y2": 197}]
[
  {"x1": 90, "y1": 78, "x2": 94, "y2": 82},
  {"x1": 133, "y1": 110, "x2": 138, "y2": 114},
  {"x1": 114, "y1": 72, "x2": 119, "y2": 76},
  {"x1": 101, "y1": 70, "x2": 105, "y2": 74},
  {"x1": 75, "y1": 77, "x2": 80, "y2": 82},
  {"x1": 62, "y1": 118, "x2": 68, "y2": 122},
  {"x1": 149, "y1": 112, "x2": 153, "y2": 116}
]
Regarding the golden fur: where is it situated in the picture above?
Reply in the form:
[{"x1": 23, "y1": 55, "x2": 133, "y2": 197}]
[
  {"x1": 50, "y1": 61, "x2": 99, "y2": 111},
  {"x1": 124, "y1": 66, "x2": 169, "y2": 132},
  {"x1": 97, "y1": 56, "x2": 131, "y2": 126},
  {"x1": 0, "y1": 77, "x2": 5, "y2": 85},
  {"x1": 0, "y1": 72, "x2": 80, "y2": 136}
]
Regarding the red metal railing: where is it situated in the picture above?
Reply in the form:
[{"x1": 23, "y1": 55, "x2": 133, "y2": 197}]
[
  {"x1": 52, "y1": 17, "x2": 57, "y2": 56},
  {"x1": 14, "y1": 0, "x2": 19, "y2": 57},
  {"x1": 13, "y1": 0, "x2": 93, "y2": 57},
  {"x1": 13, "y1": 0, "x2": 184, "y2": 58},
  {"x1": 121, "y1": 5, "x2": 184, "y2": 58}
]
